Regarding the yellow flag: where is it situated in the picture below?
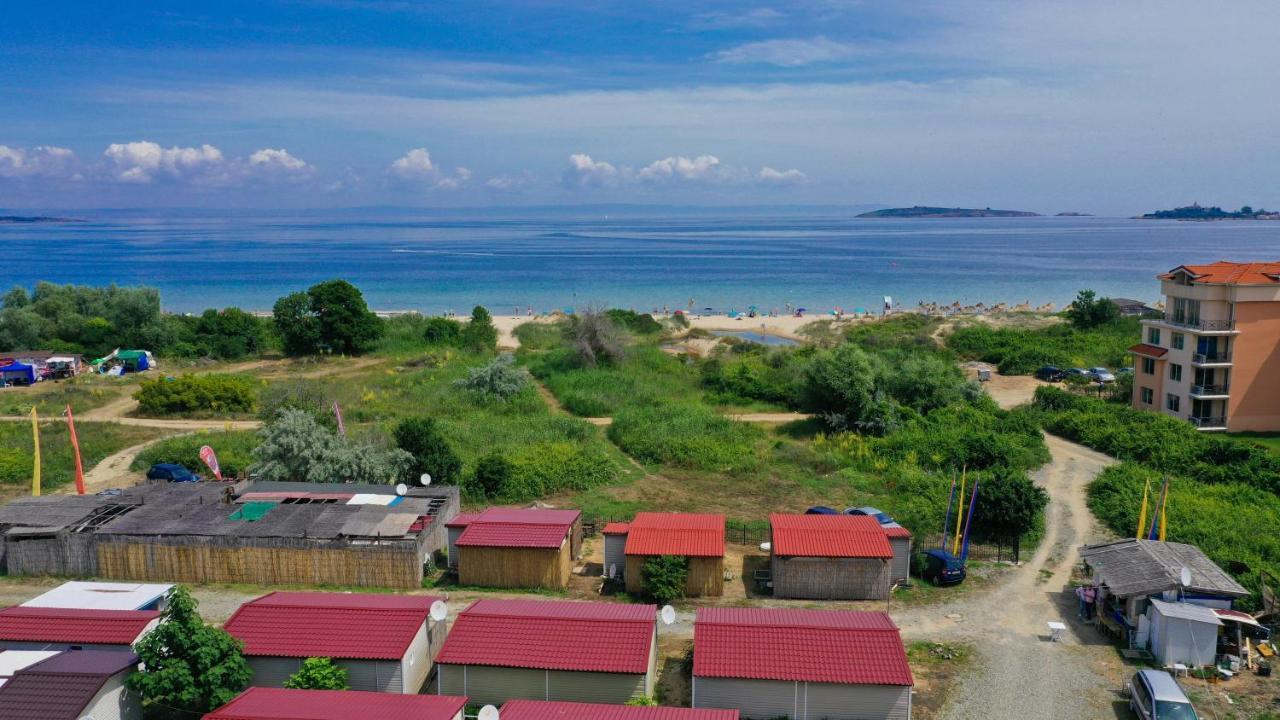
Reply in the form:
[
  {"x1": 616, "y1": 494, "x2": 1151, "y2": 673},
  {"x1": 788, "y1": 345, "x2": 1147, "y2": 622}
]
[
  {"x1": 1136, "y1": 478, "x2": 1150, "y2": 539},
  {"x1": 1158, "y1": 479, "x2": 1169, "y2": 542},
  {"x1": 30, "y1": 407, "x2": 41, "y2": 497},
  {"x1": 953, "y1": 471, "x2": 966, "y2": 555}
]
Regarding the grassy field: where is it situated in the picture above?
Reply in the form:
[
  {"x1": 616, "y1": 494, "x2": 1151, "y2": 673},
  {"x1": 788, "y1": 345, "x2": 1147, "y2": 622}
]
[
  {"x1": 0, "y1": 375, "x2": 138, "y2": 416},
  {"x1": 1230, "y1": 432, "x2": 1280, "y2": 456},
  {"x1": 946, "y1": 316, "x2": 1141, "y2": 374},
  {"x1": 0, "y1": 420, "x2": 163, "y2": 491}
]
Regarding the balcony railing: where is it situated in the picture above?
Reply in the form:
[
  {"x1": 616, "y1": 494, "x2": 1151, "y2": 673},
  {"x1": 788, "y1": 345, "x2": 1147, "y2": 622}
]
[
  {"x1": 1162, "y1": 314, "x2": 1234, "y2": 331},
  {"x1": 1192, "y1": 352, "x2": 1232, "y2": 364},
  {"x1": 1190, "y1": 415, "x2": 1227, "y2": 429},
  {"x1": 1190, "y1": 384, "x2": 1230, "y2": 397}
]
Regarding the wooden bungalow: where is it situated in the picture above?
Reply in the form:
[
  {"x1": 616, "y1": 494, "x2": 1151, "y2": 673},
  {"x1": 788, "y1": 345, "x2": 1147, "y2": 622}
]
[
  {"x1": 605, "y1": 513, "x2": 726, "y2": 597},
  {"x1": 453, "y1": 508, "x2": 582, "y2": 589},
  {"x1": 769, "y1": 514, "x2": 893, "y2": 600}
]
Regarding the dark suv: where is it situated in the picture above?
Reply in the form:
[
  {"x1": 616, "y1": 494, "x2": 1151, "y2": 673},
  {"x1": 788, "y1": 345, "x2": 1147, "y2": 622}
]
[
  {"x1": 919, "y1": 549, "x2": 967, "y2": 586},
  {"x1": 1035, "y1": 366, "x2": 1066, "y2": 382},
  {"x1": 146, "y1": 463, "x2": 201, "y2": 483}
]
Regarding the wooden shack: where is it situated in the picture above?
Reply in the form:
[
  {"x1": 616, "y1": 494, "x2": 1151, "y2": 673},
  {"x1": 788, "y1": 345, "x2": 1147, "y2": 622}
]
[
  {"x1": 610, "y1": 513, "x2": 725, "y2": 597},
  {"x1": 453, "y1": 508, "x2": 582, "y2": 589},
  {"x1": 769, "y1": 514, "x2": 893, "y2": 601}
]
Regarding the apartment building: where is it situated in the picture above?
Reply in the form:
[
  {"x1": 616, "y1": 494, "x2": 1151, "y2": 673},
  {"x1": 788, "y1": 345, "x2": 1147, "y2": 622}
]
[{"x1": 1129, "y1": 261, "x2": 1280, "y2": 431}]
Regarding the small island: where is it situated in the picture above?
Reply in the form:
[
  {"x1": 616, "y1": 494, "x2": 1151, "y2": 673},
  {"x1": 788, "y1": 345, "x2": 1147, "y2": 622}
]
[
  {"x1": 0, "y1": 215, "x2": 80, "y2": 224},
  {"x1": 1056, "y1": 212, "x2": 1093, "y2": 217},
  {"x1": 857, "y1": 206, "x2": 1041, "y2": 218},
  {"x1": 1139, "y1": 204, "x2": 1280, "y2": 221}
]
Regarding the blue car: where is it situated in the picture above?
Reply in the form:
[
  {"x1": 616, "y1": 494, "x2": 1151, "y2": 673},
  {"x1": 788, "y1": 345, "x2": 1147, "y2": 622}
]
[
  {"x1": 804, "y1": 506, "x2": 840, "y2": 515},
  {"x1": 845, "y1": 506, "x2": 893, "y2": 525},
  {"x1": 919, "y1": 549, "x2": 966, "y2": 586},
  {"x1": 146, "y1": 463, "x2": 201, "y2": 483}
]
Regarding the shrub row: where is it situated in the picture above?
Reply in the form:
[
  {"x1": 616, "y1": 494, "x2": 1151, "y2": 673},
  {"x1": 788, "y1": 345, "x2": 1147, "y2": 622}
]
[{"x1": 134, "y1": 374, "x2": 260, "y2": 416}]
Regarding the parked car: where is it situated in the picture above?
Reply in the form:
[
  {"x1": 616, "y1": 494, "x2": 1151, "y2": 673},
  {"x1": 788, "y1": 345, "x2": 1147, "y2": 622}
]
[
  {"x1": 1128, "y1": 669, "x2": 1199, "y2": 720},
  {"x1": 1087, "y1": 367, "x2": 1116, "y2": 383},
  {"x1": 918, "y1": 549, "x2": 966, "y2": 586},
  {"x1": 845, "y1": 506, "x2": 893, "y2": 525},
  {"x1": 805, "y1": 506, "x2": 839, "y2": 515},
  {"x1": 146, "y1": 463, "x2": 201, "y2": 483},
  {"x1": 1117, "y1": 367, "x2": 1134, "y2": 376},
  {"x1": 1065, "y1": 367, "x2": 1091, "y2": 379},
  {"x1": 1034, "y1": 366, "x2": 1066, "y2": 382}
]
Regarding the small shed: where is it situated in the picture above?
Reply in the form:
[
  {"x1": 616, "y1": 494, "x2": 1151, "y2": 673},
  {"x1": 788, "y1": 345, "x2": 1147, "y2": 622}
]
[
  {"x1": 21, "y1": 581, "x2": 173, "y2": 612},
  {"x1": 436, "y1": 599, "x2": 658, "y2": 706},
  {"x1": 769, "y1": 514, "x2": 893, "y2": 600},
  {"x1": 454, "y1": 508, "x2": 583, "y2": 589},
  {"x1": 0, "y1": 607, "x2": 159, "y2": 652},
  {"x1": 1147, "y1": 599, "x2": 1221, "y2": 668},
  {"x1": 602, "y1": 522, "x2": 630, "y2": 581},
  {"x1": 223, "y1": 592, "x2": 446, "y2": 694},
  {"x1": 445, "y1": 512, "x2": 481, "y2": 568},
  {"x1": 501, "y1": 700, "x2": 738, "y2": 720},
  {"x1": 692, "y1": 607, "x2": 913, "y2": 720},
  {"x1": 882, "y1": 523, "x2": 912, "y2": 584},
  {"x1": 0, "y1": 649, "x2": 141, "y2": 720},
  {"x1": 1080, "y1": 539, "x2": 1248, "y2": 625},
  {"x1": 615, "y1": 513, "x2": 726, "y2": 597},
  {"x1": 203, "y1": 687, "x2": 468, "y2": 720}
]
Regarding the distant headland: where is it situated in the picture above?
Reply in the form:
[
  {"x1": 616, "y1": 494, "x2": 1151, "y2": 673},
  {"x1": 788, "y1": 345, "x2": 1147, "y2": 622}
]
[
  {"x1": 0, "y1": 215, "x2": 80, "y2": 224},
  {"x1": 1138, "y1": 204, "x2": 1279, "y2": 221},
  {"x1": 857, "y1": 206, "x2": 1041, "y2": 218}
]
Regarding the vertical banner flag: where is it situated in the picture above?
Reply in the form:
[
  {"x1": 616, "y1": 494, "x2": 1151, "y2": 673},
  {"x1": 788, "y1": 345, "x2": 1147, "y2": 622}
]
[
  {"x1": 65, "y1": 405, "x2": 86, "y2": 495},
  {"x1": 1158, "y1": 478, "x2": 1170, "y2": 542},
  {"x1": 199, "y1": 445, "x2": 223, "y2": 481},
  {"x1": 1136, "y1": 478, "x2": 1151, "y2": 539},
  {"x1": 333, "y1": 400, "x2": 346, "y2": 439},
  {"x1": 952, "y1": 468, "x2": 967, "y2": 556},
  {"x1": 30, "y1": 408, "x2": 41, "y2": 497},
  {"x1": 960, "y1": 475, "x2": 980, "y2": 564},
  {"x1": 941, "y1": 472, "x2": 957, "y2": 551}
]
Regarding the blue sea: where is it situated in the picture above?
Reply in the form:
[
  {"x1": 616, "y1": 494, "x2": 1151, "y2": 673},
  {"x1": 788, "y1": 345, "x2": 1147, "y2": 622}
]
[{"x1": 5, "y1": 209, "x2": 1279, "y2": 314}]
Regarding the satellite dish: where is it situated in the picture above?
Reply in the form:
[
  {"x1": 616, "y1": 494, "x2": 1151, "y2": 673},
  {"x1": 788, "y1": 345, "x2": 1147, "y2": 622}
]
[
  {"x1": 395, "y1": 483, "x2": 408, "y2": 496},
  {"x1": 660, "y1": 605, "x2": 676, "y2": 625},
  {"x1": 608, "y1": 563, "x2": 618, "y2": 579},
  {"x1": 1180, "y1": 567, "x2": 1192, "y2": 587},
  {"x1": 430, "y1": 600, "x2": 449, "y2": 622},
  {"x1": 478, "y1": 706, "x2": 500, "y2": 720},
  {"x1": 419, "y1": 473, "x2": 432, "y2": 486},
  {"x1": 759, "y1": 541, "x2": 772, "y2": 552}
]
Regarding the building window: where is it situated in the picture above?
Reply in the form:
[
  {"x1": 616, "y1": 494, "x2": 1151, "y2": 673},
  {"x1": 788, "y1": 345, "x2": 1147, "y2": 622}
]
[
  {"x1": 1166, "y1": 393, "x2": 1180, "y2": 412},
  {"x1": 1170, "y1": 363, "x2": 1183, "y2": 382},
  {"x1": 1172, "y1": 297, "x2": 1201, "y2": 326},
  {"x1": 1147, "y1": 328, "x2": 1161, "y2": 345},
  {"x1": 1171, "y1": 332, "x2": 1184, "y2": 350},
  {"x1": 1142, "y1": 357, "x2": 1155, "y2": 374},
  {"x1": 1141, "y1": 387, "x2": 1153, "y2": 404}
]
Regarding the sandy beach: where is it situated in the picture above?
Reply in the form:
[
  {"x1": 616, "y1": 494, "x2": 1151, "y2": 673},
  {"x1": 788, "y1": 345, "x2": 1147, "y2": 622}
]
[{"x1": 492, "y1": 311, "x2": 854, "y2": 349}]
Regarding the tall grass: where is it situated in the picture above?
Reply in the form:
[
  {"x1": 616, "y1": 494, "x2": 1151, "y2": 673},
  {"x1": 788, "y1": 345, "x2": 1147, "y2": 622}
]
[
  {"x1": 947, "y1": 317, "x2": 1140, "y2": 374},
  {"x1": 608, "y1": 402, "x2": 763, "y2": 472},
  {"x1": 0, "y1": 421, "x2": 162, "y2": 488}
]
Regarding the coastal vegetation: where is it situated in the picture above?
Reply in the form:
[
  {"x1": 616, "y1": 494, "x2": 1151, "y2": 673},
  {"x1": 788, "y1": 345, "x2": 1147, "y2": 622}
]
[
  {"x1": 134, "y1": 373, "x2": 260, "y2": 416},
  {"x1": 0, "y1": 421, "x2": 161, "y2": 488},
  {"x1": 273, "y1": 279, "x2": 383, "y2": 356},
  {"x1": 1140, "y1": 203, "x2": 1279, "y2": 220},
  {"x1": 946, "y1": 316, "x2": 1139, "y2": 374}
]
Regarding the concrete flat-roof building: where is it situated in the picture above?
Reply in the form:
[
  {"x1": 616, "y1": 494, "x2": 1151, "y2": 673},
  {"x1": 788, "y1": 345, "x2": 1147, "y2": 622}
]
[
  {"x1": 692, "y1": 608, "x2": 914, "y2": 720},
  {"x1": 204, "y1": 687, "x2": 467, "y2": 720},
  {"x1": 436, "y1": 599, "x2": 658, "y2": 706},
  {"x1": 452, "y1": 508, "x2": 583, "y2": 589},
  {"x1": 223, "y1": 592, "x2": 446, "y2": 694}
]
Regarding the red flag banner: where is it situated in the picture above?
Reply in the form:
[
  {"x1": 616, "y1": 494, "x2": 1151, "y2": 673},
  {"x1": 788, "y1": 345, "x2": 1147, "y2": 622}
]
[
  {"x1": 199, "y1": 445, "x2": 223, "y2": 481},
  {"x1": 65, "y1": 405, "x2": 86, "y2": 495}
]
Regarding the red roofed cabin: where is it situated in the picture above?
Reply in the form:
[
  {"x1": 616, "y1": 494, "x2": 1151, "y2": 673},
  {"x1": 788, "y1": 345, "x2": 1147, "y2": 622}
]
[
  {"x1": 605, "y1": 513, "x2": 726, "y2": 597},
  {"x1": 0, "y1": 649, "x2": 142, "y2": 720},
  {"x1": 769, "y1": 514, "x2": 893, "y2": 600},
  {"x1": 204, "y1": 687, "x2": 468, "y2": 720},
  {"x1": 0, "y1": 606, "x2": 160, "y2": 652},
  {"x1": 436, "y1": 599, "x2": 658, "y2": 706},
  {"x1": 453, "y1": 508, "x2": 583, "y2": 589},
  {"x1": 223, "y1": 592, "x2": 446, "y2": 694},
  {"x1": 692, "y1": 608, "x2": 913, "y2": 720},
  {"x1": 501, "y1": 700, "x2": 738, "y2": 720}
]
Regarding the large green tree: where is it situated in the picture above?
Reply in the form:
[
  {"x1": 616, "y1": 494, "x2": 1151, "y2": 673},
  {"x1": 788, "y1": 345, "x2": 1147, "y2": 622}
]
[
  {"x1": 252, "y1": 408, "x2": 412, "y2": 483},
  {"x1": 393, "y1": 416, "x2": 462, "y2": 485},
  {"x1": 127, "y1": 586, "x2": 251, "y2": 718},
  {"x1": 969, "y1": 470, "x2": 1049, "y2": 561},
  {"x1": 272, "y1": 291, "x2": 321, "y2": 356},
  {"x1": 272, "y1": 280, "x2": 382, "y2": 356},
  {"x1": 1065, "y1": 289, "x2": 1119, "y2": 329},
  {"x1": 460, "y1": 305, "x2": 498, "y2": 353}
]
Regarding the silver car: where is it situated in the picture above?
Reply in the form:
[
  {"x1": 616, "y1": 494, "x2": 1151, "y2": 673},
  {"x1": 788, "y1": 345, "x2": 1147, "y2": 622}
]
[
  {"x1": 1087, "y1": 366, "x2": 1116, "y2": 383},
  {"x1": 1128, "y1": 669, "x2": 1199, "y2": 720}
]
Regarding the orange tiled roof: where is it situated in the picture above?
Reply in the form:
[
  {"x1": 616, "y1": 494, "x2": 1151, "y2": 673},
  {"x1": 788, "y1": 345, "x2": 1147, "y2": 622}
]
[{"x1": 1160, "y1": 261, "x2": 1280, "y2": 285}]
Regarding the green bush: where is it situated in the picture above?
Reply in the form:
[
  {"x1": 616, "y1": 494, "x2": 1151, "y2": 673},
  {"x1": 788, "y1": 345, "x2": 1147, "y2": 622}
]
[
  {"x1": 422, "y1": 316, "x2": 464, "y2": 346},
  {"x1": 947, "y1": 317, "x2": 1139, "y2": 375},
  {"x1": 131, "y1": 431, "x2": 260, "y2": 478},
  {"x1": 605, "y1": 309, "x2": 662, "y2": 335},
  {"x1": 608, "y1": 403, "x2": 762, "y2": 472},
  {"x1": 461, "y1": 306, "x2": 498, "y2": 352},
  {"x1": 393, "y1": 417, "x2": 463, "y2": 485},
  {"x1": 501, "y1": 441, "x2": 616, "y2": 500},
  {"x1": 134, "y1": 374, "x2": 260, "y2": 416},
  {"x1": 284, "y1": 658, "x2": 348, "y2": 691},
  {"x1": 641, "y1": 555, "x2": 689, "y2": 604},
  {"x1": 454, "y1": 354, "x2": 532, "y2": 401},
  {"x1": 273, "y1": 280, "x2": 383, "y2": 356},
  {"x1": 513, "y1": 321, "x2": 566, "y2": 351},
  {"x1": 470, "y1": 452, "x2": 514, "y2": 498}
]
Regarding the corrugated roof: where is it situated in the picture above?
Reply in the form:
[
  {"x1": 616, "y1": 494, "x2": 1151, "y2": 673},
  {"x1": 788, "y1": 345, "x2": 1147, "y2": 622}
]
[
  {"x1": 1160, "y1": 261, "x2": 1280, "y2": 285},
  {"x1": 602, "y1": 522, "x2": 630, "y2": 535},
  {"x1": 693, "y1": 608, "x2": 912, "y2": 686},
  {"x1": 501, "y1": 700, "x2": 738, "y2": 720},
  {"x1": 455, "y1": 507, "x2": 579, "y2": 549},
  {"x1": 1149, "y1": 599, "x2": 1222, "y2": 625},
  {"x1": 770, "y1": 514, "x2": 893, "y2": 558},
  {"x1": 203, "y1": 687, "x2": 468, "y2": 720},
  {"x1": 436, "y1": 599, "x2": 655, "y2": 673},
  {"x1": 624, "y1": 513, "x2": 725, "y2": 558},
  {"x1": 0, "y1": 607, "x2": 158, "y2": 645},
  {"x1": 445, "y1": 512, "x2": 481, "y2": 528},
  {"x1": 882, "y1": 522, "x2": 912, "y2": 539},
  {"x1": 223, "y1": 592, "x2": 438, "y2": 660},
  {"x1": 1081, "y1": 539, "x2": 1248, "y2": 598},
  {"x1": 0, "y1": 650, "x2": 138, "y2": 720}
]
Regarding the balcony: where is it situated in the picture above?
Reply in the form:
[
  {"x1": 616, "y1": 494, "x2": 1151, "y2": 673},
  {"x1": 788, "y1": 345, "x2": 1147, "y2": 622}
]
[
  {"x1": 1191, "y1": 351, "x2": 1232, "y2": 366},
  {"x1": 1189, "y1": 384, "x2": 1230, "y2": 398},
  {"x1": 1161, "y1": 314, "x2": 1235, "y2": 332},
  {"x1": 1190, "y1": 415, "x2": 1228, "y2": 431}
]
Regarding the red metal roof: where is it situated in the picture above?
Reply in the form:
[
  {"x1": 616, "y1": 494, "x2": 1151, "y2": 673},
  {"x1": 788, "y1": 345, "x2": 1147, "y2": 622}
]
[
  {"x1": 882, "y1": 524, "x2": 912, "y2": 539},
  {"x1": 769, "y1": 514, "x2": 893, "y2": 558},
  {"x1": 602, "y1": 522, "x2": 630, "y2": 535},
  {"x1": 501, "y1": 700, "x2": 738, "y2": 720},
  {"x1": 223, "y1": 592, "x2": 439, "y2": 660},
  {"x1": 0, "y1": 650, "x2": 139, "y2": 720},
  {"x1": 1160, "y1": 261, "x2": 1280, "y2": 285},
  {"x1": 455, "y1": 507, "x2": 580, "y2": 549},
  {"x1": 1128, "y1": 343, "x2": 1168, "y2": 358},
  {"x1": 445, "y1": 512, "x2": 481, "y2": 529},
  {"x1": 624, "y1": 513, "x2": 725, "y2": 558},
  {"x1": 693, "y1": 608, "x2": 913, "y2": 686},
  {"x1": 204, "y1": 687, "x2": 468, "y2": 720},
  {"x1": 436, "y1": 599, "x2": 656, "y2": 673},
  {"x1": 0, "y1": 607, "x2": 158, "y2": 645}
]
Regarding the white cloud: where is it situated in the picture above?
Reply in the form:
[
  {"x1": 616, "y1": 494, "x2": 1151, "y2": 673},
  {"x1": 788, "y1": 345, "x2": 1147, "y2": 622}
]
[
  {"x1": 249, "y1": 148, "x2": 311, "y2": 173},
  {"x1": 432, "y1": 166, "x2": 471, "y2": 190},
  {"x1": 0, "y1": 145, "x2": 77, "y2": 179},
  {"x1": 756, "y1": 166, "x2": 807, "y2": 185},
  {"x1": 637, "y1": 155, "x2": 725, "y2": 182},
  {"x1": 388, "y1": 147, "x2": 436, "y2": 180},
  {"x1": 103, "y1": 141, "x2": 224, "y2": 183},
  {"x1": 712, "y1": 36, "x2": 861, "y2": 66},
  {"x1": 689, "y1": 8, "x2": 785, "y2": 30},
  {"x1": 562, "y1": 153, "x2": 619, "y2": 188}
]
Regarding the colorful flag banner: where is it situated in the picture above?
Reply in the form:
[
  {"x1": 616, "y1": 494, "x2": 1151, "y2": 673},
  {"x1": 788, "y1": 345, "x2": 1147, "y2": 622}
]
[
  {"x1": 30, "y1": 407, "x2": 41, "y2": 497},
  {"x1": 65, "y1": 405, "x2": 85, "y2": 495},
  {"x1": 333, "y1": 400, "x2": 346, "y2": 438},
  {"x1": 960, "y1": 475, "x2": 980, "y2": 564},
  {"x1": 199, "y1": 445, "x2": 223, "y2": 481},
  {"x1": 1136, "y1": 478, "x2": 1150, "y2": 539}
]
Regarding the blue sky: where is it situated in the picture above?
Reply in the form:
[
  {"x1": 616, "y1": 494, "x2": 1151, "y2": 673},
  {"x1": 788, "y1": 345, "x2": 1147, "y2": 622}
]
[{"x1": 2, "y1": 1, "x2": 1277, "y2": 213}]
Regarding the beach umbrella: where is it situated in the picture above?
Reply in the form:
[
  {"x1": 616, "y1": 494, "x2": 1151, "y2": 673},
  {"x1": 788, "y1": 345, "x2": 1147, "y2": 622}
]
[{"x1": 854, "y1": 307, "x2": 867, "y2": 314}]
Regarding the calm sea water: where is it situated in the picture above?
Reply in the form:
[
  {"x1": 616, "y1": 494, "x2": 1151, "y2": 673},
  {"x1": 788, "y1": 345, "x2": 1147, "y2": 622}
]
[{"x1": 4, "y1": 210, "x2": 1279, "y2": 314}]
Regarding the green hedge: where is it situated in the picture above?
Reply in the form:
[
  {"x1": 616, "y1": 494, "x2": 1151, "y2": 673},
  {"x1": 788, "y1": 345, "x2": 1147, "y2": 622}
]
[{"x1": 134, "y1": 374, "x2": 260, "y2": 416}]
